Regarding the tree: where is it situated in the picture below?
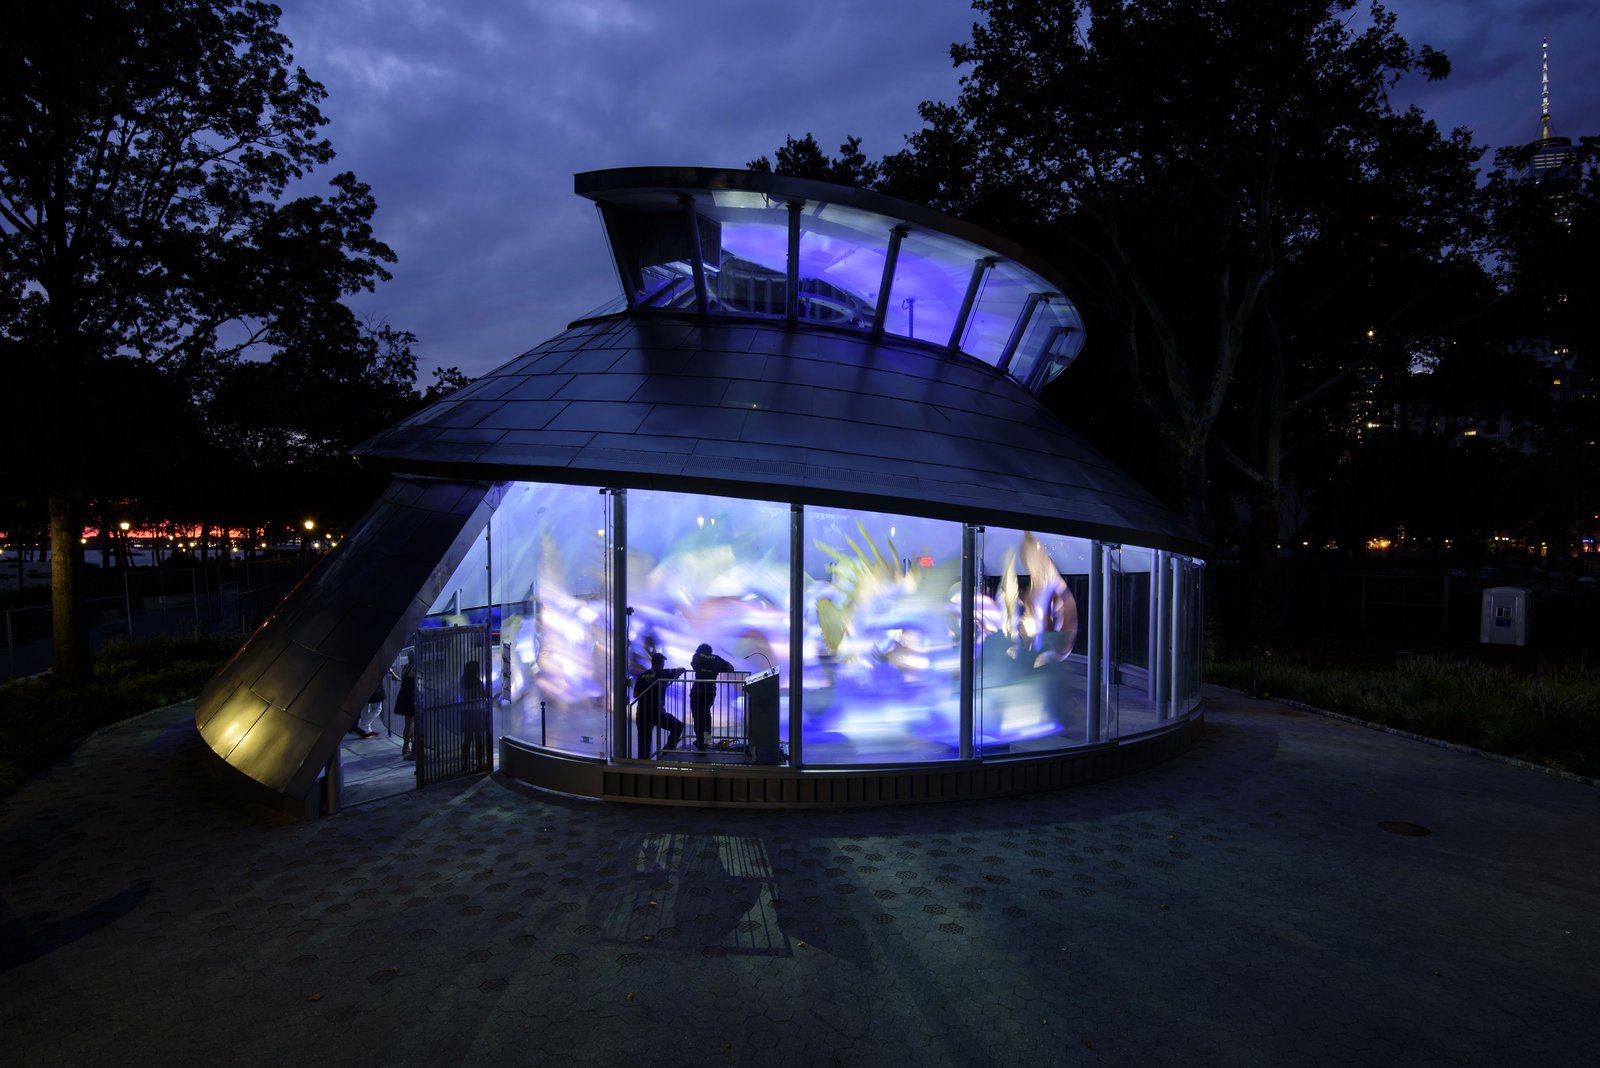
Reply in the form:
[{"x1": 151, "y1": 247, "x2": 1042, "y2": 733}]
[
  {"x1": 1482, "y1": 138, "x2": 1600, "y2": 556},
  {"x1": 422, "y1": 365, "x2": 474, "y2": 406},
  {"x1": 748, "y1": 134, "x2": 881, "y2": 187},
  {"x1": 0, "y1": 0, "x2": 396, "y2": 681},
  {"x1": 199, "y1": 322, "x2": 418, "y2": 537},
  {"x1": 876, "y1": 0, "x2": 1486, "y2": 646}
]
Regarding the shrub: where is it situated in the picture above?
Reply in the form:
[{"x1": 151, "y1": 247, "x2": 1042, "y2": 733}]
[{"x1": 0, "y1": 634, "x2": 238, "y2": 794}]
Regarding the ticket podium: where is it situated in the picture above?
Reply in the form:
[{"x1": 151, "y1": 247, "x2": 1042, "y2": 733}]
[{"x1": 745, "y1": 669, "x2": 782, "y2": 764}]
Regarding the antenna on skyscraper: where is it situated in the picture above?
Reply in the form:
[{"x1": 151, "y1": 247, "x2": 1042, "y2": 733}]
[{"x1": 1540, "y1": 37, "x2": 1551, "y2": 141}]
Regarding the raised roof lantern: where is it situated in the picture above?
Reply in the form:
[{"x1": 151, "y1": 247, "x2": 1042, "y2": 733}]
[{"x1": 579, "y1": 167, "x2": 1086, "y2": 394}]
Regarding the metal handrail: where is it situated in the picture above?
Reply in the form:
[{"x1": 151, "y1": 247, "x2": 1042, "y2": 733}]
[{"x1": 628, "y1": 672, "x2": 750, "y2": 759}]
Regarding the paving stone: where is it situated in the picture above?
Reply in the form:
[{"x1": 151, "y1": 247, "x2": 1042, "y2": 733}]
[{"x1": 2, "y1": 690, "x2": 1599, "y2": 1065}]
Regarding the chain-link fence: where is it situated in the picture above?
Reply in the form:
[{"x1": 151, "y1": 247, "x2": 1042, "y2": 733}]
[{"x1": 2, "y1": 559, "x2": 300, "y2": 679}]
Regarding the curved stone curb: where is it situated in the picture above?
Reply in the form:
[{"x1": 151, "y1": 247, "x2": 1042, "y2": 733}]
[
  {"x1": 84, "y1": 699, "x2": 198, "y2": 742},
  {"x1": 1214, "y1": 684, "x2": 1600, "y2": 788}
]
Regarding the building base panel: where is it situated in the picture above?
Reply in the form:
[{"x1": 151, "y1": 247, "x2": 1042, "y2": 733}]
[{"x1": 500, "y1": 710, "x2": 1204, "y2": 808}]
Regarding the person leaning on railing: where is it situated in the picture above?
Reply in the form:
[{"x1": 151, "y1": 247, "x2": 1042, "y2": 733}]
[
  {"x1": 690, "y1": 643, "x2": 734, "y2": 750},
  {"x1": 634, "y1": 651, "x2": 686, "y2": 757}
]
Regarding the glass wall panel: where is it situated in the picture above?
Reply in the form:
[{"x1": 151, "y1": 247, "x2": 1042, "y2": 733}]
[
  {"x1": 802, "y1": 507, "x2": 963, "y2": 764},
  {"x1": 1175, "y1": 556, "x2": 1204, "y2": 714},
  {"x1": 1007, "y1": 298, "x2": 1085, "y2": 390},
  {"x1": 794, "y1": 203, "x2": 891, "y2": 329},
  {"x1": 703, "y1": 197, "x2": 789, "y2": 319},
  {"x1": 880, "y1": 229, "x2": 978, "y2": 345},
  {"x1": 959, "y1": 261, "x2": 1035, "y2": 368},
  {"x1": 606, "y1": 205, "x2": 713, "y2": 311},
  {"x1": 482, "y1": 482, "x2": 611, "y2": 757},
  {"x1": 1111, "y1": 547, "x2": 1160, "y2": 737},
  {"x1": 974, "y1": 528, "x2": 1092, "y2": 754},
  {"x1": 626, "y1": 489, "x2": 792, "y2": 755}
]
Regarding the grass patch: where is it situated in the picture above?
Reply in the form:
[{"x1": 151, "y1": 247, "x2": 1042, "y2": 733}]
[
  {"x1": 1208, "y1": 654, "x2": 1600, "y2": 778},
  {"x1": 0, "y1": 634, "x2": 238, "y2": 794}
]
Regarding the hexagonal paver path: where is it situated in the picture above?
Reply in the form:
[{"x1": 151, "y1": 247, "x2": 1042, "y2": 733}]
[{"x1": 1, "y1": 687, "x2": 1597, "y2": 1066}]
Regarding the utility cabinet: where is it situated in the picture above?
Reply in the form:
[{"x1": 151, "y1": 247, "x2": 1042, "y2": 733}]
[{"x1": 1479, "y1": 586, "x2": 1530, "y2": 646}]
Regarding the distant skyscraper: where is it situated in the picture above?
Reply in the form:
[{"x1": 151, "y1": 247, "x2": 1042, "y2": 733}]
[{"x1": 1515, "y1": 38, "x2": 1580, "y2": 181}]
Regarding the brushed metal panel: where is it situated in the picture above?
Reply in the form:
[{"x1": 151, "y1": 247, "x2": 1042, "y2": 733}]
[
  {"x1": 758, "y1": 357, "x2": 845, "y2": 390},
  {"x1": 227, "y1": 705, "x2": 328, "y2": 789},
  {"x1": 355, "y1": 314, "x2": 1205, "y2": 554},
  {"x1": 197, "y1": 687, "x2": 271, "y2": 760},
  {"x1": 433, "y1": 427, "x2": 507, "y2": 446},
  {"x1": 721, "y1": 380, "x2": 815, "y2": 416},
  {"x1": 602, "y1": 348, "x2": 696, "y2": 376},
  {"x1": 500, "y1": 376, "x2": 574, "y2": 401},
  {"x1": 192, "y1": 676, "x2": 242, "y2": 732},
  {"x1": 682, "y1": 351, "x2": 768, "y2": 381},
  {"x1": 287, "y1": 657, "x2": 366, "y2": 732},
  {"x1": 608, "y1": 321, "x2": 697, "y2": 349},
  {"x1": 550, "y1": 349, "x2": 631, "y2": 376},
  {"x1": 545, "y1": 401, "x2": 648, "y2": 434},
  {"x1": 683, "y1": 324, "x2": 758, "y2": 352},
  {"x1": 419, "y1": 442, "x2": 491, "y2": 464},
  {"x1": 453, "y1": 376, "x2": 521, "y2": 402},
  {"x1": 631, "y1": 375, "x2": 730, "y2": 406},
  {"x1": 577, "y1": 447, "x2": 690, "y2": 475},
  {"x1": 250, "y1": 641, "x2": 324, "y2": 710},
  {"x1": 469, "y1": 400, "x2": 568, "y2": 432},
  {"x1": 637, "y1": 405, "x2": 749, "y2": 439},
  {"x1": 194, "y1": 476, "x2": 497, "y2": 804},
  {"x1": 498, "y1": 429, "x2": 594, "y2": 448},
  {"x1": 552, "y1": 373, "x2": 648, "y2": 401},
  {"x1": 586, "y1": 432, "x2": 699, "y2": 456}
]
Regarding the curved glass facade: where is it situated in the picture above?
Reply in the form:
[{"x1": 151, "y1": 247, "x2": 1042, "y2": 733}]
[
  {"x1": 418, "y1": 480, "x2": 1203, "y2": 769},
  {"x1": 195, "y1": 168, "x2": 1207, "y2": 814}
]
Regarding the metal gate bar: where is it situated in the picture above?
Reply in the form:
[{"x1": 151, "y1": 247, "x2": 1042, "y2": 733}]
[{"x1": 415, "y1": 625, "x2": 493, "y2": 785}]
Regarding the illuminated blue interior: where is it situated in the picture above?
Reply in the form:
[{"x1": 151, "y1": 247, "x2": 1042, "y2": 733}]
[
  {"x1": 420, "y1": 481, "x2": 1204, "y2": 767},
  {"x1": 580, "y1": 171, "x2": 1087, "y2": 395}
]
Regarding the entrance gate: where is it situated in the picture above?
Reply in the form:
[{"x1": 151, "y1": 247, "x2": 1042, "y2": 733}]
[{"x1": 414, "y1": 624, "x2": 493, "y2": 786}]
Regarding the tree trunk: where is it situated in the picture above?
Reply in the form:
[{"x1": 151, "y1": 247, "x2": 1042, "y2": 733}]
[
  {"x1": 48, "y1": 490, "x2": 91, "y2": 685},
  {"x1": 1245, "y1": 485, "x2": 1287, "y2": 647},
  {"x1": 1177, "y1": 438, "x2": 1210, "y2": 540}
]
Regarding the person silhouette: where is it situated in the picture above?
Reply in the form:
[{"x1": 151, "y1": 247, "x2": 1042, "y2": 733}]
[
  {"x1": 633, "y1": 651, "x2": 686, "y2": 758},
  {"x1": 689, "y1": 643, "x2": 734, "y2": 750},
  {"x1": 395, "y1": 663, "x2": 418, "y2": 760},
  {"x1": 459, "y1": 659, "x2": 491, "y2": 771}
]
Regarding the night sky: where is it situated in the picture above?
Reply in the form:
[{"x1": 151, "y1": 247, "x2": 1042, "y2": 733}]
[{"x1": 271, "y1": 0, "x2": 1600, "y2": 381}]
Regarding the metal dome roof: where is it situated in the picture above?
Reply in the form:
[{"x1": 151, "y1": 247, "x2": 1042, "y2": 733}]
[{"x1": 356, "y1": 314, "x2": 1205, "y2": 556}]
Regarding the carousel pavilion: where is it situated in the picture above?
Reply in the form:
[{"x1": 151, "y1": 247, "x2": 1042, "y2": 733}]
[{"x1": 195, "y1": 167, "x2": 1208, "y2": 817}]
